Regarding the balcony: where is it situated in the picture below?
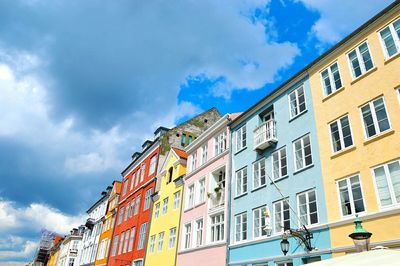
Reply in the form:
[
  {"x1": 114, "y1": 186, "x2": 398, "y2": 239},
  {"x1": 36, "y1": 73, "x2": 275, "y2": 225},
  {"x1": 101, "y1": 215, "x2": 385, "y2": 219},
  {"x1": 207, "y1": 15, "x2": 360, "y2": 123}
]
[
  {"x1": 253, "y1": 120, "x2": 277, "y2": 150},
  {"x1": 85, "y1": 218, "x2": 95, "y2": 229},
  {"x1": 208, "y1": 186, "x2": 225, "y2": 212}
]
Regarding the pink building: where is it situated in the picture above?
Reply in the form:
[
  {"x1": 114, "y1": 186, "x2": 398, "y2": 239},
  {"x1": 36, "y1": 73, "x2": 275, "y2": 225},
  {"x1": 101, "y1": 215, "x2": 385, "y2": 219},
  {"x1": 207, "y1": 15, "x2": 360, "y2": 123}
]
[{"x1": 177, "y1": 113, "x2": 240, "y2": 266}]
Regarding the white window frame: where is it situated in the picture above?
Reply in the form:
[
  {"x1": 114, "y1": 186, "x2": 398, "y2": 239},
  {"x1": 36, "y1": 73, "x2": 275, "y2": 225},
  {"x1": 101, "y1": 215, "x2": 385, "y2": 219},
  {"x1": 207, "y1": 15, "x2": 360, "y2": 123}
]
[
  {"x1": 210, "y1": 213, "x2": 224, "y2": 243},
  {"x1": 149, "y1": 155, "x2": 157, "y2": 176},
  {"x1": 272, "y1": 147, "x2": 288, "y2": 181},
  {"x1": 186, "y1": 184, "x2": 195, "y2": 210},
  {"x1": 173, "y1": 191, "x2": 180, "y2": 210},
  {"x1": 253, "y1": 205, "x2": 268, "y2": 239},
  {"x1": 215, "y1": 130, "x2": 227, "y2": 156},
  {"x1": 253, "y1": 159, "x2": 266, "y2": 190},
  {"x1": 347, "y1": 41, "x2": 375, "y2": 79},
  {"x1": 336, "y1": 174, "x2": 366, "y2": 217},
  {"x1": 273, "y1": 199, "x2": 290, "y2": 234},
  {"x1": 197, "y1": 178, "x2": 206, "y2": 204},
  {"x1": 329, "y1": 115, "x2": 354, "y2": 153},
  {"x1": 117, "y1": 207, "x2": 124, "y2": 225},
  {"x1": 191, "y1": 152, "x2": 197, "y2": 172},
  {"x1": 111, "y1": 235, "x2": 118, "y2": 257},
  {"x1": 288, "y1": 85, "x2": 307, "y2": 119},
  {"x1": 297, "y1": 189, "x2": 319, "y2": 227},
  {"x1": 201, "y1": 144, "x2": 208, "y2": 165},
  {"x1": 128, "y1": 227, "x2": 135, "y2": 252},
  {"x1": 183, "y1": 222, "x2": 192, "y2": 249},
  {"x1": 371, "y1": 159, "x2": 400, "y2": 208},
  {"x1": 194, "y1": 218, "x2": 204, "y2": 247},
  {"x1": 236, "y1": 125, "x2": 247, "y2": 151},
  {"x1": 293, "y1": 134, "x2": 313, "y2": 171},
  {"x1": 140, "y1": 163, "x2": 146, "y2": 182},
  {"x1": 149, "y1": 235, "x2": 156, "y2": 253},
  {"x1": 134, "y1": 195, "x2": 141, "y2": 215},
  {"x1": 235, "y1": 167, "x2": 248, "y2": 197},
  {"x1": 154, "y1": 203, "x2": 160, "y2": 219},
  {"x1": 144, "y1": 188, "x2": 152, "y2": 210},
  {"x1": 378, "y1": 18, "x2": 400, "y2": 59},
  {"x1": 135, "y1": 170, "x2": 140, "y2": 187},
  {"x1": 169, "y1": 227, "x2": 177, "y2": 249},
  {"x1": 162, "y1": 197, "x2": 168, "y2": 215},
  {"x1": 122, "y1": 179, "x2": 128, "y2": 196},
  {"x1": 234, "y1": 212, "x2": 247, "y2": 243},
  {"x1": 157, "y1": 232, "x2": 164, "y2": 252},
  {"x1": 137, "y1": 222, "x2": 148, "y2": 250},
  {"x1": 360, "y1": 96, "x2": 391, "y2": 139},
  {"x1": 118, "y1": 231, "x2": 124, "y2": 255},
  {"x1": 123, "y1": 229, "x2": 130, "y2": 253},
  {"x1": 320, "y1": 61, "x2": 343, "y2": 96}
]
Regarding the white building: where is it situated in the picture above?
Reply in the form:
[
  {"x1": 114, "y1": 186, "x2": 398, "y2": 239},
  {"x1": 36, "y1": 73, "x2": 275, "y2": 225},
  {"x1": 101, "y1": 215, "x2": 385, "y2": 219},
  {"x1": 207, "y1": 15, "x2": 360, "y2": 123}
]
[{"x1": 57, "y1": 228, "x2": 84, "y2": 266}]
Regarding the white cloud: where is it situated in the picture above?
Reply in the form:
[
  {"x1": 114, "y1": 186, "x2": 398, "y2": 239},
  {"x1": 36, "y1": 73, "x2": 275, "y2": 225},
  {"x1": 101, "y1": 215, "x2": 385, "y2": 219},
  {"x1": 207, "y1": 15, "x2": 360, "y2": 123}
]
[{"x1": 0, "y1": 240, "x2": 37, "y2": 261}]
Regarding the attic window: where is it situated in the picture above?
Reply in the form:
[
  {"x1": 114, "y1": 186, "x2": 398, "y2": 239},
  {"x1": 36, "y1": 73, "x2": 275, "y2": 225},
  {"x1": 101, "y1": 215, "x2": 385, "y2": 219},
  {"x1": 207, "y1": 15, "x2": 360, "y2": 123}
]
[{"x1": 204, "y1": 119, "x2": 208, "y2": 123}]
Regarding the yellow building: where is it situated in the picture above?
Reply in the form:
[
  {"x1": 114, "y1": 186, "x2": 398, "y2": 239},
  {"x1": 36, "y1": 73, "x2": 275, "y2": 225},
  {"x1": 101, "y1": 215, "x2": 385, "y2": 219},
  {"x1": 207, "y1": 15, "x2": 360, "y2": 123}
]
[
  {"x1": 94, "y1": 181, "x2": 121, "y2": 266},
  {"x1": 47, "y1": 246, "x2": 60, "y2": 266},
  {"x1": 144, "y1": 148, "x2": 187, "y2": 266},
  {"x1": 308, "y1": 1, "x2": 400, "y2": 256}
]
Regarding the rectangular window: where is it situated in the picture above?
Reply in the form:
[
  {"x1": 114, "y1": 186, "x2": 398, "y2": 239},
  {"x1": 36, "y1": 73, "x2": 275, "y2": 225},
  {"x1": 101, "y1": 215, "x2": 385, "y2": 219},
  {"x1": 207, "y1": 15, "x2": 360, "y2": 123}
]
[
  {"x1": 144, "y1": 188, "x2": 152, "y2": 210},
  {"x1": 191, "y1": 152, "x2": 197, "y2": 171},
  {"x1": 197, "y1": 178, "x2": 205, "y2": 204},
  {"x1": 162, "y1": 197, "x2": 168, "y2": 215},
  {"x1": 253, "y1": 206, "x2": 268, "y2": 238},
  {"x1": 137, "y1": 222, "x2": 148, "y2": 250},
  {"x1": 338, "y1": 175, "x2": 365, "y2": 216},
  {"x1": 273, "y1": 199, "x2": 290, "y2": 233},
  {"x1": 154, "y1": 203, "x2": 160, "y2": 219},
  {"x1": 201, "y1": 144, "x2": 208, "y2": 165},
  {"x1": 130, "y1": 173, "x2": 135, "y2": 190},
  {"x1": 253, "y1": 159, "x2": 266, "y2": 189},
  {"x1": 134, "y1": 195, "x2": 141, "y2": 215},
  {"x1": 361, "y1": 97, "x2": 391, "y2": 138},
  {"x1": 330, "y1": 115, "x2": 354, "y2": 153},
  {"x1": 111, "y1": 235, "x2": 118, "y2": 256},
  {"x1": 135, "y1": 170, "x2": 140, "y2": 186},
  {"x1": 123, "y1": 229, "x2": 130, "y2": 253},
  {"x1": 128, "y1": 227, "x2": 135, "y2": 252},
  {"x1": 348, "y1": 41, "x2": 374, "y2": 78},
  {"x1": 373, "y1": 160, "x2": 400, "y2": 207},
  {"x1": 124, "y1": 202, "x2": 129, "y2": 221},
  {"x1": 118, "y1": 232, "x2": 125, "y2": 255},
  {"x1": 215, "y1": 130, "x2": 227, "y2": 156},
  {"x1": 128, "y1": 199, "x2": 134, "y2": 218},
  {"x1": 122, "y1": 179, "x2": 128, "y2": 196},
  {"x1": 379, "y1": 18, "x2": 400, "y2": 58},
  {"x1": 169, "y1": 227, "x2": 177, "y2": 249},
  {"x1": 321, "y1": 62, "x2": 343, "y2": 96},
  {"x1": 236, "y1": 125, "x2": 247, "y2": 151},
  {"x1": 235, "y1": 212, "x2": 247, "y2": 242},
  {"x1": 210, "y1": 213, "x2": 224, "y2": 242},
  {"x1": 236, "y1": 167, "x2": 248, "y2": 196},
  {"x1": 289, "y1": 85, "x2": 306, "y2": 118},
  {"x1": 272, "y1": 147, "x2": 287, "y2": 180},
  {"x1": 157, "y1": 232, "x2": 164, "y2": 252},
  {"x1": 276, "y1": 262, "x2": 293, "y2": 266},
  {"x1": 195, "y1": 219, "x2": 203, "y2": 247},
  {"x1": 297, "y1": 190, "x2": 319, "y2": 226},
  {"x1": 140, "y1": 163, "x2": 146, "y2": 182},
  {"x1": 149, "y1": 235, "x2": 155, "y2": 253},
  {"x1": 149, "y1": 155, "x2": 157, "y2": 176},
  {"x1": 173, "y1": 191, "x2": 180, "y2": 210},
  {"x1": 293, "y1": 134, "x2": 313, "y2": 171},
  {"x1": 184, "y1": 223, "x2": 192, "y2": 249},
  {"x1": 186, "y1": 184, "x2": 195, "y2": 209},
  {"x1": 117, "y1": 207, "x2": 124, "y2": 225},
  {"x1": 181, "y1": 133, "x2": 186, "y2": 147}
]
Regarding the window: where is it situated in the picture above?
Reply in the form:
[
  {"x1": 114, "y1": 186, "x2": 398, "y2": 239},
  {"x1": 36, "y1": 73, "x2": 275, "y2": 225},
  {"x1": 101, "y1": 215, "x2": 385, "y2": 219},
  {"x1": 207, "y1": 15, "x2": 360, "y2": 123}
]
[
  {"x1": 373, "y1": 160, "x2": 400, "y2": 207},
  {"x1": 321, "y1": 62, "x2": 343, "y2": 96},
  {"x1": 197, "y1": 178, "x2": 205, "y2": 204},
  {"x1": 128, "y1": 199, "x2": 134, "y2": 218},
  {"x1": 348, "y1": 41, "x2": 374, "y2": 79},
  {"x1": 135, "y1": 170, "x2": 140, "y2": 186},
  {"x1": 117, "y1": 207, "x2": 124, "y2": 225},
  {"x1": 272, "y1": 147, "x2": 287, "y2": 180},
  {"x1": 157, "y1": 232, "x2": 164, "y2": 252},
  {"x1": 68, "y1": 258, "x2": 75, "y2": 266},
  {"x1": 130, "y1": 173, "x2": 135, "y2": 190},
  {"x1": 169, "y1": 227, "x2": 176, "y2": 249},
  {"x1": 167, "y1": 167, "x2": 173, "y2": 184},
  {"x1": 253, "y1": 206, "x2": 268, "y2": 238},
  {"x1": 236, "y1": 125, "x2": 247, "y2": 151},
  {"x1": 194, "y1": 219, "x2": 203, "y2": 247},
  {"x1": 236, "y1": 167, "x2": 248, "y2": 196},
  {"x1": 154, "y1": 203, "x2": 160, "y2": 219},
  {"x1": 273, "y1": 199, "x2": 290, "y2": 233},
  {"x1": 181, "y1": 133, "x2": 186, "y2": 147},
  {"x1": 253, "y1": 159, "x2": 266, "y2": 189},
  {"x1": 201, "y1": 144, "x2": 208, "y2": 164},
  {"x1": 210, "y1": 213, "x2": 224, "y2": 242},
  {"x1": 124, "y1": 203, "x2": 129, "y2": 221},
  {"x1": 133, "y1": 260, "x2": 143, "y2": 266},
  {"x1": 276, "y1": 261, "x2": 293, "y2": 266},
  {"x1": 128, "y1": 227, "x2": 135, "y2": 252},
  {"x1": 379, "y1": 18, "x2": 400, "y2": 58},
  {"x1": 140, "y1": 163, "x2": 146, "y2": 182},
  {"x1": 173, "y1": 191, "x2": 180, "y2": 210},
  {"x1": 144, "y1": 188, "x2": 152, "y2": 210},
  {"x1": 149, "y1": 155, "x2": 157, "y2": 175},
  {"x1": 289, "y1": 86, "x2": 306, "y2": 118},
  {"x1": 186, "y1": 184, "x2": 195, "y2": 209},
  {"x1": 215, "y1": 130, "x2": 227, "y2": 155},
  {"x1": 111, "y1": 235, "x2": 118, "y2": 256},
  {"x1": 134, "y1": 195, "x2": 141, "y2": 215},
  {"x1": 293, "y1": 135, "x2": 313, "y2": 171},
  {"x1": 297, "y1": 190, "x2": 319, "y2": 226},
  {"x1": 188, "y1": 135, "x2": 193, "y2": 145},
  {"x1": 338, "y1": 175, "x2": 365, "y2": 216},
  {"x1": 235, "y1": 212, "x2": 247, "y2": 242},
  {"x1": 191, "y1": 152, "x2": 197, "y2": 171},
  {"x1": 361, "y1": 97, "x2": 391, "y2": 138},
  {"x1": 149, "y1": 235, "x2": 156, "y2": 253},
  {"x1": 162, "y1": 197, "x2": 168, "y2": 214},
  {"x1": 183, "y1": 223, "x2": 192, "y2": 249},
  {"x1": 123, "y1": 229, "x2": 130, "y2": 253},
  {"x1": 122, "y1": 179, "x2": 128, "y2": 196},
  {"x1": 330, "y1": 115, "x2": 353, "y2": 153},
  {"x1": 118, "y1": 232, "x2": 125, "y2": 255},
  {"x1": 137, "y1": 223, "x2": 148, "y2": 250}
]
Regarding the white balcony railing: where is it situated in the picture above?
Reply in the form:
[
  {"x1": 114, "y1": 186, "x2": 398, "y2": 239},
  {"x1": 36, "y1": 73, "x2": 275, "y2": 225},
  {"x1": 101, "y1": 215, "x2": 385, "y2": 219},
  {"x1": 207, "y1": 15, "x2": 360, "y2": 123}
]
[
  {"x1": 208, "y1": 190, "x2": 225, "y2": 210},
  {"x1": 253, "y1": 120, "x2": 277, "y2": 150}
]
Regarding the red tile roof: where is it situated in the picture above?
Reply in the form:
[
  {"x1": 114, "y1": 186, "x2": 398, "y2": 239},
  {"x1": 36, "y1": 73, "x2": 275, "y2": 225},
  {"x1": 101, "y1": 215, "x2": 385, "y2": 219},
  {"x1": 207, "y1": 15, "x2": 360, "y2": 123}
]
[{"x1": 172, "y1": 147, "x2": 187, "y2": 159}]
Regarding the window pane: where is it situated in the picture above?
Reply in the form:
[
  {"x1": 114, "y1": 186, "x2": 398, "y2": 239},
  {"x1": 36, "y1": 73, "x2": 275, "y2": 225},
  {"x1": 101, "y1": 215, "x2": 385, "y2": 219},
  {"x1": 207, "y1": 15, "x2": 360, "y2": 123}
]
[
  {"x1": 388, "y1": 161, "x2": 400, "y2": 203},
  {"x1": 281, "y1": 149, "x2": 287, "y2": 176},
  {"x1": 298, "y1": 87, "x2": 306, "y2": 113},
  {"x1": 380, "y1": 27, "x2": 398, "y2": 57},
  {"x1": 331, "y1": 63, "x2": 342, "y2": 89},
  {"x1": 373, "y1": 98, "x2": 390, "y2": 132},
  {"x1": 374, "y1": 166, "x2": 392, "y2": 206},
  {"x1": 340, "y1": 116, "x2": 353, "y2": 148},
  {"x1": 330, "y1": 122, "x2": 342, "y2": 152},
  {"x1": 361, "y1": 105, "x2": 376, "y2": 137},
  {"x1": 349, "y1": 50, "x2": 361, "y2": 77},
  {"x1": 359, "y1": 43, "x2": 373, "y2": 71},
  {"x1": 350, "y1": 176, "x2": 365, "y2": 213},
  {"x1": 339, "y1": 180, "x2": 351, "y2": 215},
  {"x1": 321, "y1": 70, "x2": 332, "y2": 95}
]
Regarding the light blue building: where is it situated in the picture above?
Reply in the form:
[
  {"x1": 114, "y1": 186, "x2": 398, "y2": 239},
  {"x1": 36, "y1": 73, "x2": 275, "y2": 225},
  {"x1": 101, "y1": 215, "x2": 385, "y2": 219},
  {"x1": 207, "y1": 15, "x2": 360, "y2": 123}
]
[{"x1": 228, "y1": 74, "x2": 332, "y2": 266}]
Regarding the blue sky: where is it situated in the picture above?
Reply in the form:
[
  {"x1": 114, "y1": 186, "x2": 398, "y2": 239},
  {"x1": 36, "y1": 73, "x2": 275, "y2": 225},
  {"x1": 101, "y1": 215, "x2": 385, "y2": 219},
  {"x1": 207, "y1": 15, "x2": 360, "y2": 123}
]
[{"x1": 0, "y1": 0, "x2": 393, "y2": 264}]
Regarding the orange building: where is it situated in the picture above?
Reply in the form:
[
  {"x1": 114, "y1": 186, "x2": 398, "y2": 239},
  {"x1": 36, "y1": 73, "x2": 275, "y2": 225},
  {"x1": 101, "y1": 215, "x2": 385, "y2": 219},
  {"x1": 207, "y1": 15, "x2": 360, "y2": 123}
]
[{"x1": 94, "y1": 181, "x2": 121, "y2": 266}]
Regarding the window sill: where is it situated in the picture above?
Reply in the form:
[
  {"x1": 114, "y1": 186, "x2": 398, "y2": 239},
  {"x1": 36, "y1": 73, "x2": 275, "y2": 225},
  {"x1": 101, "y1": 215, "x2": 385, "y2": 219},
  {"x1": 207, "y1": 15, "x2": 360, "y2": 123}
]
[
  {"x1": 340, "y1": 211, "x2": 367, "y2": 220},
  {"x1": 384, "y1": 52, "x2": 400, "y2": 65},
  {"x1": 350, "y1": 66, "x2": 377, "y2": 85},
  {"x1": 270, "y1": 175, "x2": 289, "y2": 184},
  {"x1": 363, "y1": 129, "x2": 394, "y2": 145},
  {"x1": 289, "y1": 109, "x2": 308, "y2": 123},
  {"x1": 322, "y1": 87, "x2": 345, "y2": 102},
  {"x1": 251, "y1": 183, "x2": 267, "y2": 193},
  {"x1": 293, "y1": 164, "x2": 314, "y2": 175},
  {"x1": 234, "y1": 146, "x2": 247, "y2": 155},
  {"x1": 234, "y1": 192, "x2": 248, "y2": 200},
  {"x1": 330, "y1": 146, "x2": 356, "y2": 159}
]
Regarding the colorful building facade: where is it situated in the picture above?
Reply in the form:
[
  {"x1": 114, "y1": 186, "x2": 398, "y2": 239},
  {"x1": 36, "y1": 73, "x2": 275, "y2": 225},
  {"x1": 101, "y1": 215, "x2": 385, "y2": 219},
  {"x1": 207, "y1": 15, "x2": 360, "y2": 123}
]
[
  {"x1": 144, "y1": 148, "x2": 187, "y2": 266},
  {"x1": 58, "y1": 228, "x2": 83, "y2": 266},
  {"x1": 176, "y1": 113, "x2": 239, "y2": 266},
  {"x1": 307, "y1": 1, "x2": 400, "y2": 256}
]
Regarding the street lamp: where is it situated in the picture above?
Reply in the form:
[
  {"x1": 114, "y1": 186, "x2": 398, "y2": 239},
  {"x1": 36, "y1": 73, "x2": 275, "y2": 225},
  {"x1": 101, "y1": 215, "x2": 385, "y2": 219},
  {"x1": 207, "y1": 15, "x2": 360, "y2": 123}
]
[
  {"x1": 280, "y1": 226, "x2": 313, "y2": 255},
  {"x1": 280, "y1": 236, "x2": 290, "y2": 256},
  {"x1": 348, "y1": 216, "x2": 372, "y2": 252}
]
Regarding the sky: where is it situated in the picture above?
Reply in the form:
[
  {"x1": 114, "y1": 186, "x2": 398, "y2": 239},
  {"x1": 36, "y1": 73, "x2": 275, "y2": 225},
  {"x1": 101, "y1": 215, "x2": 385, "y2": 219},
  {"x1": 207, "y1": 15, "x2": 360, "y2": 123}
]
[{"x1": 0, "y1": 0, "x2": 394, "y2": 264}]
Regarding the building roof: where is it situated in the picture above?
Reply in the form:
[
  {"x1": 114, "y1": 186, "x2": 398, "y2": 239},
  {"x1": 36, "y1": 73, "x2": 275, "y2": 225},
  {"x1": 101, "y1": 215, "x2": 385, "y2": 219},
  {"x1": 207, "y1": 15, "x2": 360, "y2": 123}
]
[{"x1": 171, "y1": 147, "x2": 187, "y2": 159}]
